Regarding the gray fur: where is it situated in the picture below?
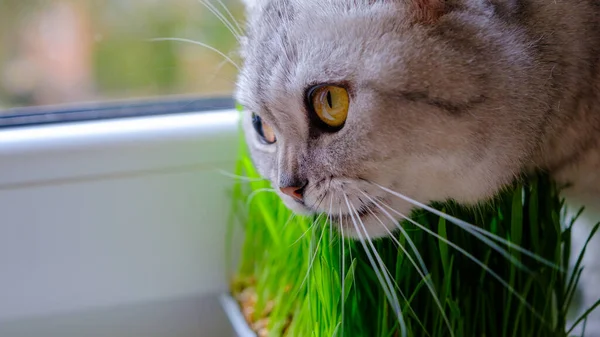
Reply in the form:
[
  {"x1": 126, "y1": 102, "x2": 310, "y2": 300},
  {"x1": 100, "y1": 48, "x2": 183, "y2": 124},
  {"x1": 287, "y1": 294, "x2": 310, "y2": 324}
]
[
  {"x1": 236, "y1": 0, "x2": 600, "y2": 329},
  {"x1": 237, "y1": 0, "x2": 600, "y2": 237}
]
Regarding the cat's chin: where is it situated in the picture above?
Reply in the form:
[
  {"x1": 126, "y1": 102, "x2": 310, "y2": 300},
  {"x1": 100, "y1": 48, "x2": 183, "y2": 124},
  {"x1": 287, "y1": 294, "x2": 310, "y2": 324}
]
[{"x1": 281, "y1": 198, "x2": 314, "y2": 216}]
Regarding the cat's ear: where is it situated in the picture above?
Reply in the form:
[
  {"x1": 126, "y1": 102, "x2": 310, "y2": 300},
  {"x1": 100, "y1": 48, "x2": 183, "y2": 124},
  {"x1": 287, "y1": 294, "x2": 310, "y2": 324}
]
[{"x1": 406, "y1": 0, "x2": 446, "y2": 24}]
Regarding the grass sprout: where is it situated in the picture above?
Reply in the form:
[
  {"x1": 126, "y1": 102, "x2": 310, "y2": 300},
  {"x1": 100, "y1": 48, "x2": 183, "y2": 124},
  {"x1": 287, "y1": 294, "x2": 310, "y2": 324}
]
[{"x1": 227, "y1": 105, "x2": 599, "y2": 337}]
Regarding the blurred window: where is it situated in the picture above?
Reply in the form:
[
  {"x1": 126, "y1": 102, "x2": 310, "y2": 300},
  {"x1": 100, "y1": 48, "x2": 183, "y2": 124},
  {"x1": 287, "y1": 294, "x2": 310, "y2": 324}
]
[{"x1": 0, "y1": 0, "x2": 242, "y2": 125}]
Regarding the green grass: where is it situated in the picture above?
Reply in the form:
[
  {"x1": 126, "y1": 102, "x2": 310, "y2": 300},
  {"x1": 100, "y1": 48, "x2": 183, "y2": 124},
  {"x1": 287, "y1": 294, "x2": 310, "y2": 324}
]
[{"x1": 227, "y1": 108, "x2": 600, "y2": 337}]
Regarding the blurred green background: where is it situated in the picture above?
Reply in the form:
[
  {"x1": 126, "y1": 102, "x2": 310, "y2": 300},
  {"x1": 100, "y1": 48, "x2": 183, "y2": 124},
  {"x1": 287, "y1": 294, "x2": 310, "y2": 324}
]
[{"x1": 0, "y1": 0, "x2": 243, "y2": 109}]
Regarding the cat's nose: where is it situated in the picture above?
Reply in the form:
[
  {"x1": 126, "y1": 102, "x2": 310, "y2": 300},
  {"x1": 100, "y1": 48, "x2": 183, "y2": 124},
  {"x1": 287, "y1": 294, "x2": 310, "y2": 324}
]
[{"x1": 280, "y1": 186, "x2": 304, "y2": 201}]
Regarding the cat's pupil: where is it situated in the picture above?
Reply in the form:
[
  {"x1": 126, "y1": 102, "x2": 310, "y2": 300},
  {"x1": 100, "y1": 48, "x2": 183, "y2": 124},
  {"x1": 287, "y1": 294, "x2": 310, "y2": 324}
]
[
  {"x1": 252, "y1": 113, "x2": 265, "y2": 137},
  {"x1": 326, "y1": 90, "x2": 333, "y2": 109}
]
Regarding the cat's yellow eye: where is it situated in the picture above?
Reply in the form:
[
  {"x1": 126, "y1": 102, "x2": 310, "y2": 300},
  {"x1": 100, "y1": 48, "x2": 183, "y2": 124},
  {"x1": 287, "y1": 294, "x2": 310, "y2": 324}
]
[
  {"x1": 252, "y1": 113, "x2": 276, "y2": 144},
  {"x1": 309, "y1": 85, "x2": 349, "y2": 128},
  {"x1": 261, "y1": 120, "x2": 276, "y2": 144}
]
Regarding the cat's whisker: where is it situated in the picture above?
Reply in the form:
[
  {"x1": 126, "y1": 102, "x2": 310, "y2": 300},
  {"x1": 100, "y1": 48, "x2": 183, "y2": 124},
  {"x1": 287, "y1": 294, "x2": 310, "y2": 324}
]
[
  {"x1": 375, "y1": 188, "x2": 527, "y2": 274},
  {"x1": 360, "y1": 203, "x2": 435, "y2": 333},
  {"x1": 296, "y1": 208, "x2": 329, "y2": 308},
  {"x1": 204, "y1": 56, "x2": 239, "y2": 87},
  {"x1": 373, "y1": 183, "x2": 561, "y2": 271},
  {"x1": 299, "y1": 218, "x2": 327, "y2": 291},
  {"x1": 213, "y1": 0, "x2": 244, "y2": 36},
  {"x1": 303, "y1": 191, "x2": 330, "y2": 244},
  {"x1": 198, "y1": 0, "x2": 242, "y2": 41},
  {"x1": 456, "y1": 216, "x2": 564, "y2": 269},
  {"x1": 329, "y1": 206, "x2": 334, "y2": 240},
  {"x1": 290, "y1": 212, "x2": 321, "y2": 247},
  {"x1": 327, "y1": 194, "x2": 334, "y2": 230},
  {"x1": 378, "y1": 200, "x2": 549, "y2": 324},
  {"x1": 332, "y1": 194, "x2": 346, "y2": 337},
  {"x1": 343, "y1": 194, "x2": 408, "y2": 337},
  {"x1": 245, "y1": 188, "x2": 277, "y2": 206},
  {"x1": 281, "y1": 212, "x2": 297, "y2": 230},
  {"x1": 216, "y1": 169, "x2": 268, "y2": 182},
  {"x1": 358, "y1": 191, "x2": 431, "y2": 279},
  {"x1": 308, "y1": 187, "x2": 329, "y2": 211},
  {"x1": 359, "y1": 191, "x2": 454, "y2": 337},
  {"x1": 326, "y1": 194, "x2": 335, "y2": 245},
  {"x1": 148, "y1": 37, "x2": 240, "y2": 71},
  {"x1": 339, "y1": 202, "x2": 359, "y2": 303},
  {"x1": 351, "y1": 199, "x2": 428, "y2": 328}
]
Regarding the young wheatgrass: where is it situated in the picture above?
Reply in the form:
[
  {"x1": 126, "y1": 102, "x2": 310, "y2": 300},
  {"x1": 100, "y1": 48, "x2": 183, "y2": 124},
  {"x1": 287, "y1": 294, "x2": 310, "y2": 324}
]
[{"x1": 227, "y1": 106, "x2": 600, "y2": 337}]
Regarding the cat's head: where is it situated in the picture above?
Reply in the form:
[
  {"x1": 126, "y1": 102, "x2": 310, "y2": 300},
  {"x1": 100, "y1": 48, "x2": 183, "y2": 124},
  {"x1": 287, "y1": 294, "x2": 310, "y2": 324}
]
[{"x1": 235, "y1": 0, "x2": 548, "y2": 238}]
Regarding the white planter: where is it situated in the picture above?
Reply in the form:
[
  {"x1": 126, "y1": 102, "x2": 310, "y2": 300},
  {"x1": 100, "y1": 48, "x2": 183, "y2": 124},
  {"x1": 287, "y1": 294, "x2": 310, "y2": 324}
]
[{"x1": 220, "y1": 294, "x2": 256, "y2": 337}]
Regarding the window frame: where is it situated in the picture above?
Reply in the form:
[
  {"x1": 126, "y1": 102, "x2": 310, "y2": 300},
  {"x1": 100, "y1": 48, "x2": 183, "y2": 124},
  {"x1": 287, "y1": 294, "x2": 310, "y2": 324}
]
[{"x1": 0, "y1": 96, "x2": 235, "y2": 129}]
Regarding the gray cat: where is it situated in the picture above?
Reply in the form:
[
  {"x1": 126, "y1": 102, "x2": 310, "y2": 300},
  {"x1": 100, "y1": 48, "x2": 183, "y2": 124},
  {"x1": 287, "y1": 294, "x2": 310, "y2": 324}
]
[{"x1": 234, "y1": 0, "x2": 600, "y2": 333}]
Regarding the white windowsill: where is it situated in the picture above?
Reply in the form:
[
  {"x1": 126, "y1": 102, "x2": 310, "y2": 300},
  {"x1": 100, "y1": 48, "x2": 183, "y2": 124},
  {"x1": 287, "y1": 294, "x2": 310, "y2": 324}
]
[{"x1": 0, "y1": 109, "x2": 243, "y2": 337}]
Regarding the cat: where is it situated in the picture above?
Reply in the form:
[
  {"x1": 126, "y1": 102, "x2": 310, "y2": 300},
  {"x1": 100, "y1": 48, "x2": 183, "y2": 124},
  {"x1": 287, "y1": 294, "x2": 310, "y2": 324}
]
[{"x1": 234, "y1": 0, "x2": 600, "y2": 333}]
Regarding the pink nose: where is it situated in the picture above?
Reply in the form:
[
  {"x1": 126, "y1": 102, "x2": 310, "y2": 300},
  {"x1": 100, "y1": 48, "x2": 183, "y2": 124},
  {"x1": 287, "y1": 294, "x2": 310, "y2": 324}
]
[{"x1": 280, "y1": 186, "x2": 303, "y2": 201}]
